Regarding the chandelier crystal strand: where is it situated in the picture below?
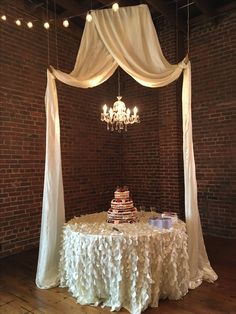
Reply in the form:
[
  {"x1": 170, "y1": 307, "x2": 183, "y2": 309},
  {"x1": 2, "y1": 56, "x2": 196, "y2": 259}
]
[{"x1": 101, "y1": 68, "x2": 140, "y2": 132}]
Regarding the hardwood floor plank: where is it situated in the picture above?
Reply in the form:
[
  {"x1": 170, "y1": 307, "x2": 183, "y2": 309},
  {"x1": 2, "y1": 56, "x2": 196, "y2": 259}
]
[
  {"x1": 0, "y1": 236, "x2": 235, "y2": 314},
  {"x1": 0, "y1": 291, "x2": 16, "y2": 306},
  {"x1": 0, "y1": 298, "x2": 36, "y2": 314},
  {"x1": 0, "y1": 303, "x2": 22, "y2": 314}
]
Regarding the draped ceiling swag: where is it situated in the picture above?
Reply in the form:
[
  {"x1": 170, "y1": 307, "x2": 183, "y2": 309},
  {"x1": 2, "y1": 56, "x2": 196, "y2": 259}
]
[{"x1": 36, "y1": 4, "x2": 217, "y2": 291}]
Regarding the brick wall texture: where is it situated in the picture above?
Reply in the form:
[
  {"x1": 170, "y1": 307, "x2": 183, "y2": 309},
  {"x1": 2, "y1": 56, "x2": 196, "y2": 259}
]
[{"x1": 1, "y1": 4, "x2": 235, "y2": 257}]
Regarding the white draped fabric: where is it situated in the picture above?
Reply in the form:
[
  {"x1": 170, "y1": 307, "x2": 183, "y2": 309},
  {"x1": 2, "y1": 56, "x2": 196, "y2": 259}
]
[
  {"x1": 182, "y1": 64, "x2": 217, "y2": 288},
  {"x1": 36, "y1": 71, "x2": 65, "y2": 288},
  {"x1": 36, "y1": 4, "x2": 217, "y2": 292}
]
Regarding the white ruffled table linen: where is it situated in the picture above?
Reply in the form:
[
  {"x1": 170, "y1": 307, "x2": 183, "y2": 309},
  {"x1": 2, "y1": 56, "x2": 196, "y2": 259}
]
[{"x1": 59, "y1": 212, "x2": 190, "y2": 314}]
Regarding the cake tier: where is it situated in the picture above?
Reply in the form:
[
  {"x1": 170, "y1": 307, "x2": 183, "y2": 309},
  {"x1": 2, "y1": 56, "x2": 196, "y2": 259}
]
[
  {"x1": 114, "y1": 190, "x2": 129, "y2": 200},
  {"x1": 111, "y1": 199, "x2": 134, "y2": 210},
  {"x1": 107, "y1": 207, "x2": 138, "y2": 224}
]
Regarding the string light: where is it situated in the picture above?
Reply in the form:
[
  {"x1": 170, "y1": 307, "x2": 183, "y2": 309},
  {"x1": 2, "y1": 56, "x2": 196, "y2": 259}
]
[
  {"x1": 44, "y1": 21, "x2": 50, "y2": 29},
  {"x1": 86, "y1": 12, "x2": 92, "y2": 22},
  {"x1": 1, "y1": 1, "x2": 122, "y2": 29},
  {"x1": 27, "y1": 21, "x2": 33, "y2": 28},
  {"x1": 112, "y1": 3, "x2": 119, "y2": 12},
  {"x1": 15, "y1": 19, "x2": 21, "y2": 26},
  {"x1": 63, "y1": 19, "x2": 69, "y2": 27}
]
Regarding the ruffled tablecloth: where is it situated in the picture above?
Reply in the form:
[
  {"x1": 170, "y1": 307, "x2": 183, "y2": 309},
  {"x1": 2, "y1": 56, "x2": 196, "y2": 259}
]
[{"x1": 59, "y1": 212, "x2": 190, "y2": 314}]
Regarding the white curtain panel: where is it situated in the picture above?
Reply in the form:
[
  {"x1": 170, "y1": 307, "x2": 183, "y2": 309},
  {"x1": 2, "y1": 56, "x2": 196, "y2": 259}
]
[
  {"x1": 36, "y1": 71, "x2": 65, "y2": 288},
  {"x1": 182, "y1": 64, "x2": 217, "y2": 288},
  {"x1": 36, "y1": 4, "x2": 217, "y2": 289}
]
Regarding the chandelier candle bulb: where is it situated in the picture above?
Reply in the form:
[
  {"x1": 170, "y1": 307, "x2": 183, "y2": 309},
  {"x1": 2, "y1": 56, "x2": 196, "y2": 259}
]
[
  {"x1": 103, "y1": 104, "x2": 107, "y2": 114},
  {"x1": 1, "y1": 15, "x2": 6, "y2": 21},
  {"x1": 127, "y1": 108, "x2": 130, "y2": 117},
  {"x1": 133, "y1": 106, "x2": 138, "y2": 116},
  {"x1": 109, "y1": 108, "x2": 113, "y2": 118}
]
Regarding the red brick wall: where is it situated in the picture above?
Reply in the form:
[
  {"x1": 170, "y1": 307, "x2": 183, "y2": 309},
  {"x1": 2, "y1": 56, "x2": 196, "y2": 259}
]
[
  {"x1": 121, "y1": 72, "x2": 160, "y2": 210},
  {"x1": 0, "y1": 4, "x2": 122, "y2": 258},
  {"x1": 123, "y1": 11, "x2": 236, "y2": 238},
  {"x1": 122, "y1": 17, "x2": 184, "y2": 213},
  {"x1": 190, "y1": 11, "x2": 236, "y2": 237}
]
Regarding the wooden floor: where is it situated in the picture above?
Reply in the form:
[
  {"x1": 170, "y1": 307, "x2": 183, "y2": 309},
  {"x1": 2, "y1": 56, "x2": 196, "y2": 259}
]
[{"x1": 0, "y1": 236, "x2": 235, "y2": 314}]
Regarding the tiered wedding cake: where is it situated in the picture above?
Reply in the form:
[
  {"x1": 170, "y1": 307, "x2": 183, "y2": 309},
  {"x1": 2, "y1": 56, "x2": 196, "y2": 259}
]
[{"x1": 107, "y1": 186, "x2": 138, "y2": 223}]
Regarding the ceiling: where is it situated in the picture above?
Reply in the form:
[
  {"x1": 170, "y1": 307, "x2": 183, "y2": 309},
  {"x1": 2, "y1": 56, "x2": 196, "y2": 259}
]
[{"x1": 25, "y1": 0, "x2": 236, "y2": 36}]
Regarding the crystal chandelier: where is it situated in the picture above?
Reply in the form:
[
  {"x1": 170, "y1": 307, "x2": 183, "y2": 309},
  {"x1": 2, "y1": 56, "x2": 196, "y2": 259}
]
[{"x1": 101, "y1": 68, "x2": 140, "y2": 132}]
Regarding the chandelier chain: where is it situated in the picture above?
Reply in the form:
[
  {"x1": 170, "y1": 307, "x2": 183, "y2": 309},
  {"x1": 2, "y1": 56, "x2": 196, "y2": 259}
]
[{"x1": 118, "y1": 67, "x2": 121, "y2": 96}]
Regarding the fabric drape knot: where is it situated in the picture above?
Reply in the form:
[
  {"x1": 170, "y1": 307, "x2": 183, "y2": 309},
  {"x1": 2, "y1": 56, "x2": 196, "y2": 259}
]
[{"x1": 178, "y1": 55, "x2": 189, "y2": 70}]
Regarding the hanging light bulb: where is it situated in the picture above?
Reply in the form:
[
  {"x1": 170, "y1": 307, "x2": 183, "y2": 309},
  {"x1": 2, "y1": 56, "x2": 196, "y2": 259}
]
[
  {"x1": 63, "y1": 19, "x2": 69, "y2": 27},
  {"x1": 44, "y1": 21, "x2": 50, "y2": 29},
  {"x1": 112, "y1": 3, "x2": 119, "y2": 12},
  {"x1": 15, "y1": 19, "x2": 21, "y2": 26},
  {"x1": 1, "y1": 15, "x2": 6, "y2": 21},
  {"x1": 86, "y1": 12, "x2": 92, "y2": 22},
  {"x1": 27, "y1": 21, "x2": 33, "y2": 28}
]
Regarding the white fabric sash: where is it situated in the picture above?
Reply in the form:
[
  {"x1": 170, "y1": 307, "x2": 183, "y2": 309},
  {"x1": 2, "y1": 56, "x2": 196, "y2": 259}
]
[
  {"x1": 36, "y1": 4, "x2": 217, "y2": 290},
  {"x1": 36, "y1": 71, "x2": 65, "y2": 288}
]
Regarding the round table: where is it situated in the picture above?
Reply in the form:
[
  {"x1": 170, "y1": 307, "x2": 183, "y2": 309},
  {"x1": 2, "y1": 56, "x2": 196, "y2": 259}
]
[{"x1": 59, "y1": 212, "x2": 190, "y2": 314}]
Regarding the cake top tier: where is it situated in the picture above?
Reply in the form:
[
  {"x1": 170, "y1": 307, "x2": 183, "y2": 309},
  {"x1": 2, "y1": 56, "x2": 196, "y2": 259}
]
[
  {"x1": 114, "y1": 186, "x2": 129, "y2": 200},
  {"x1": 116, "y1": 186, "x2": 128, "y2": 192}
]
